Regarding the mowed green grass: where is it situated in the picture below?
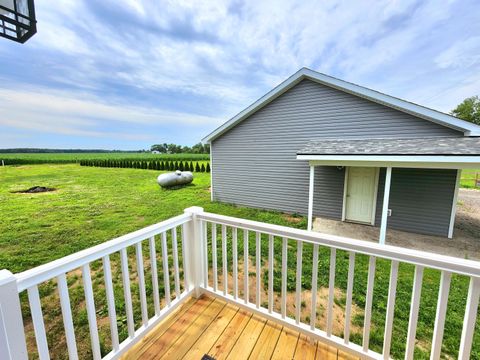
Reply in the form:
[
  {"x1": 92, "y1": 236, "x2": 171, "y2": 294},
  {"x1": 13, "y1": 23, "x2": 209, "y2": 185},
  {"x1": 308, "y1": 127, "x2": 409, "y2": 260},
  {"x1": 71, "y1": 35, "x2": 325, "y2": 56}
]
[
  {"x1": 0, "y1": 164, "x2": 478, "y2": 359},
  {"x1": 461, "y1": 169, "x2": 480, "y2": 189}
]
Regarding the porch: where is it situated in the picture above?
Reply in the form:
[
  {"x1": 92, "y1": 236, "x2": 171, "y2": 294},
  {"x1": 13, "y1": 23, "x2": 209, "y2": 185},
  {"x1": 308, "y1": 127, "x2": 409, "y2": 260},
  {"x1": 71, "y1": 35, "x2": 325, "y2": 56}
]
[
  {"x1": 298, "y1": 137, "x2": 480, "y2": 243},
  {"x1": 312, "y1": 186, "x2": 480, "y2": 260},
  {"x1": 1, "y1": 207, "x2": 479, "y2": 360}
]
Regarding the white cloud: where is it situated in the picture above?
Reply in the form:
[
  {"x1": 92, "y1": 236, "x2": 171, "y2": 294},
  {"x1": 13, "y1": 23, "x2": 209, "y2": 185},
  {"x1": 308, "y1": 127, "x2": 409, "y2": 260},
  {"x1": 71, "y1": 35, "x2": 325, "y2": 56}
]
[
  {"x1": 0, "y1": 86, "x2": 223, "y2": 139},
  {"x1": 435, "y1": 36, "x2": 480, "y2": 69},
  {"x1": 1, "y1": 0, "x2": 480, "y2": 147}
]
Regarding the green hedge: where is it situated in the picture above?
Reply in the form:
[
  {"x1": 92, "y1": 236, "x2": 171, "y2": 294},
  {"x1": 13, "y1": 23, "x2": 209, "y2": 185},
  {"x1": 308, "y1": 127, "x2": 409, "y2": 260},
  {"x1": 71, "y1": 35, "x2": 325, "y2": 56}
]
[{"x1": 79, "y1": 160, "x2": 210, "y2": 173}]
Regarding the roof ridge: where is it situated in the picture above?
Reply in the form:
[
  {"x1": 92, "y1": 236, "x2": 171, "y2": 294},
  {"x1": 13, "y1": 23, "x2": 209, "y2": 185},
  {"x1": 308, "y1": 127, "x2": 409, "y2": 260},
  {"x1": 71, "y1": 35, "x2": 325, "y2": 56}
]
[{"x1": 202, "y1": 68, "x2": 480, "y2": 143}]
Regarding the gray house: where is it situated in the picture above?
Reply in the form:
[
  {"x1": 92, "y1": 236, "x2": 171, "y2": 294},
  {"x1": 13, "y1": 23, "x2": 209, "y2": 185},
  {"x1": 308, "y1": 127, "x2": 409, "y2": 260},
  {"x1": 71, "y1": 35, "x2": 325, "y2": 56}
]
[{"x1": 202, "y1": 68, "x2": 480, "y2": 243}]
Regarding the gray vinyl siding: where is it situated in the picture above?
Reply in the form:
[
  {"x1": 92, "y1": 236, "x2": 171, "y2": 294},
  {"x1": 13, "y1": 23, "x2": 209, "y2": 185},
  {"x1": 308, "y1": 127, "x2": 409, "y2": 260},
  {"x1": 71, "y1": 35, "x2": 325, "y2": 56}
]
[
  {"x1": 387, "y1": 169, "x2": 457, "y2": 236},
  {"x1": 211, "y1": 79, "x2": 461, "y2": 235},
  {"x1": 372, "y1": 168, "x2": 457, "y2": 236}
]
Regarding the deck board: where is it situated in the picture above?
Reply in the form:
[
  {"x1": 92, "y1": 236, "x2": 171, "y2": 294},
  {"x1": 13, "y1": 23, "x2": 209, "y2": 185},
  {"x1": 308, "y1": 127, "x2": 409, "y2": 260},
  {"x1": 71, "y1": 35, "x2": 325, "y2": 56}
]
[
  {"x1": 182, "y1": 303, "x2": 239, "y2": 360},
  {"x1": 122, "y1": 295, "x2": 359, "y2": 360}
]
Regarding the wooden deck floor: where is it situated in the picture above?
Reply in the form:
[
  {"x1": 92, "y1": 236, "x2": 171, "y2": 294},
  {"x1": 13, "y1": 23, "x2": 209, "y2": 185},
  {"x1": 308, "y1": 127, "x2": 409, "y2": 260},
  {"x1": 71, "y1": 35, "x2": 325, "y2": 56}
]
[{"x1": 123, "y1": 295, "x2": 358, "y2": 360}]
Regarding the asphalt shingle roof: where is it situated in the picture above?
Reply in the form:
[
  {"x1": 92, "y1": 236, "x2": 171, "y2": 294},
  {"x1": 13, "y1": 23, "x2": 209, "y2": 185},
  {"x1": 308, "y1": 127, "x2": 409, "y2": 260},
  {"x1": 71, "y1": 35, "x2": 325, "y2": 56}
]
[{"x1": 298, "y1": 137, "x2": 480, "y2": 156}]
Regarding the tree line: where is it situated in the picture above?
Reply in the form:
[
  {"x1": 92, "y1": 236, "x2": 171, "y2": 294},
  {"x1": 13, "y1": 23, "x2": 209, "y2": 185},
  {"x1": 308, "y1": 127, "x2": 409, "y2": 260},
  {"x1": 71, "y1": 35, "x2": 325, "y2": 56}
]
[
  {"x1": 150, "y1": 142, "x2": 210, "y2": 154},
  {"x1": 79, "y1": 159, "x2": 211, "y2": 172}
]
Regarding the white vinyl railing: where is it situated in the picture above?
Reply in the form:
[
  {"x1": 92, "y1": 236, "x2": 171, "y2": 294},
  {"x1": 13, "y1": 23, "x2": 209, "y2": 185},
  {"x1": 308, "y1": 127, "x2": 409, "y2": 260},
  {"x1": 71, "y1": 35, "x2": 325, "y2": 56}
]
[{"x1": 0, "y1": 207, "x2": 479, "y2": 360}]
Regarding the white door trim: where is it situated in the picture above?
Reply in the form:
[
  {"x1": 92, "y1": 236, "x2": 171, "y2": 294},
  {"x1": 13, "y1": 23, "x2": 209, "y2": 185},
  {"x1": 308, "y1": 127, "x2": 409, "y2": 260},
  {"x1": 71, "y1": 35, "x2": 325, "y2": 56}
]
[
  {"x1": 342, "y1": 167, "x2": 379, "y2": 225},
  {"x1": 342, "y1": 167, "x2": 349, "y2": 221}
]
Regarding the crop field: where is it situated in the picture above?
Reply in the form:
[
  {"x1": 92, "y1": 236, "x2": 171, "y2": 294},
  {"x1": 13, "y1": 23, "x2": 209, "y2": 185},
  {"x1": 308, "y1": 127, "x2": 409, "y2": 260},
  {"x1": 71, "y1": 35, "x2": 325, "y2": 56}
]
[
  {"x1": 0, "y1": 164, "x2": 478, "y2": 359},
  {"x1": 0, "y1": 152, "x2": 209, "y2": 165}
]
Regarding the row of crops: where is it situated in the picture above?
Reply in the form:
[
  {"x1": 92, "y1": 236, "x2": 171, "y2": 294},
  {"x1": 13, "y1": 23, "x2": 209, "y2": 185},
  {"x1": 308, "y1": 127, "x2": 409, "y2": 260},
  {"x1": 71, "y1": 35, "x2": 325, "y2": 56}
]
[
  {"x1": 80, "y1": 159, "x2": 211, "y2": 172},
  {"x1": 0, "y1": 153, "x2": 209, "y2": 165}
]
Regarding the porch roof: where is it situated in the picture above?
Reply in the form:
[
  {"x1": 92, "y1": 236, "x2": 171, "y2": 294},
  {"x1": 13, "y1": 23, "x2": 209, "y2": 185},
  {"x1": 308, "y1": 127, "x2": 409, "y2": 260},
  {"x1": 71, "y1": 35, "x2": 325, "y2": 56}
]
[
  {"x1": 297, "y1": 136, "x2": 480, "y2": 169},
  {"x1": 297, "y1": 136, "x2": 480, "y2": 156}
]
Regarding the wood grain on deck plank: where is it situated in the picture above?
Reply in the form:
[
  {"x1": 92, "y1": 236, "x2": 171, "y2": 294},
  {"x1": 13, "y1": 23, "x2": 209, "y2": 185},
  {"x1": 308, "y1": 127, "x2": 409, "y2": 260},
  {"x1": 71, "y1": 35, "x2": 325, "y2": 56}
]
[
  {"x1": 249, "y1": 320, "x2": 282, "y2": 359},
  {"x1": 183, "y1": 303, "x2": 239, "y2": 360},
  {"x1": 122, "y1": 295, "x2": 357, "y2": 360},
  {"x1": 208, "y1": 308, "x2": 252, "y2": 359},
  {"x1": 161, "y1": 299, "x2": 225, "y2": 359}
]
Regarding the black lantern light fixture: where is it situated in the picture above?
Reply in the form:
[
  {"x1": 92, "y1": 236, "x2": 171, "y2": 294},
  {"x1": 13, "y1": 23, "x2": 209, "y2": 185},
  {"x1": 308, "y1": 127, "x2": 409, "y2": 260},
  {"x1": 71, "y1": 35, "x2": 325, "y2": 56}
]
[{"x1": 0, "y1": 0, "x2": 36, "y2": 43}]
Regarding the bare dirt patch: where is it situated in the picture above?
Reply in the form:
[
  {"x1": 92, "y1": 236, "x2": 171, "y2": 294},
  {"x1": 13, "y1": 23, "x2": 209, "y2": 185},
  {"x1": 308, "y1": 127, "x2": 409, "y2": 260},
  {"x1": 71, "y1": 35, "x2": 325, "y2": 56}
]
[
  {"x1": 211, "y1": 257, "x2": 363, "y2": 339},
  {"x1": 12, "y1": 186, "x2": 56, "y2": 193}
]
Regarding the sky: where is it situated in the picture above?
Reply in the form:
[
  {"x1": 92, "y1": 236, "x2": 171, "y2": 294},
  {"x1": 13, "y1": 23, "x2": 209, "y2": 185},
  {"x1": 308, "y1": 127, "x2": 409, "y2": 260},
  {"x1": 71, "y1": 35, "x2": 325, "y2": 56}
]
[{"x1": 1, "y1": 0, "x2": 480, "y2": 150}]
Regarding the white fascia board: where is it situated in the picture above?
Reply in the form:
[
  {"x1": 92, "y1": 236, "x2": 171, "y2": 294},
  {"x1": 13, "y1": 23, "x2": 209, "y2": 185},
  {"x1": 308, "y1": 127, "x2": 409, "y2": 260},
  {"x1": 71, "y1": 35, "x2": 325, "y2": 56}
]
[
  {"x1": 297, "y1": 154, "x2": 480, "y2": 169},
  {"x1": 202, "y1": 68, "x2": 480, "y2": 143}
]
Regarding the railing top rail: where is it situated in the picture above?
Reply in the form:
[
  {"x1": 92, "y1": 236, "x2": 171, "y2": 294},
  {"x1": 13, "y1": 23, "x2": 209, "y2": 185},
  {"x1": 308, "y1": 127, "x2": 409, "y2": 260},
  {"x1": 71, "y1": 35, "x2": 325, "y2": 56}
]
[
  {"x1": 198, "y1": 212, "x2": 480, "y2": 278},
  {"x1": 15, "y1": 213, "x2": 192, "y2": 292}
]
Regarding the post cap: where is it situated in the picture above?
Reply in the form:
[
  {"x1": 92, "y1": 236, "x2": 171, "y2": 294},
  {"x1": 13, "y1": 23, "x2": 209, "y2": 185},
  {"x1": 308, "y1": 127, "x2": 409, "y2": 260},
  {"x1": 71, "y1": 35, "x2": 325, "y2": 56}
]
[{"x1": 184, "y1": 206, "x2": 204, "y2": 214}]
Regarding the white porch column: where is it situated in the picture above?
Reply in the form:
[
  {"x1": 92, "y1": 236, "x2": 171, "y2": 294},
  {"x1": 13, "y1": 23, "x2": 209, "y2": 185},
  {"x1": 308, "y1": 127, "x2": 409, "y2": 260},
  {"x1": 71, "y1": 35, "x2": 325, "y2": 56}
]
[
  {"x1": 379, "y1": 167, "x2": 392, "y2": 244},
  {"x1": 448, "y1": 169, "x2": 461, "y2": 239},
  {"x1": 307, "y1": 165, "x2": 315, "y2": 231}
]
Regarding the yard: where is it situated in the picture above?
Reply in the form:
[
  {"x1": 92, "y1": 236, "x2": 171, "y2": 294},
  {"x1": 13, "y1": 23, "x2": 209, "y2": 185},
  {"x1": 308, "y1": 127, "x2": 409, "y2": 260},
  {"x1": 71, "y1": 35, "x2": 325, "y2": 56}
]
[{"x1": 0, "y1": 164, "x2": 479, "y2": 359}]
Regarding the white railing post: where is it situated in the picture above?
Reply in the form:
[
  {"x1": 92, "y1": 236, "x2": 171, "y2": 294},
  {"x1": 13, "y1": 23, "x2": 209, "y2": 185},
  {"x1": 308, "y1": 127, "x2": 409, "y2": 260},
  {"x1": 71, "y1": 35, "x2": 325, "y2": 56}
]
[
  {"x1": 184, "y1": 206, "x2": 205, "y2": 298},
  {"x1": 0, "y1": 270, "x2": 28, "y2": 360}
]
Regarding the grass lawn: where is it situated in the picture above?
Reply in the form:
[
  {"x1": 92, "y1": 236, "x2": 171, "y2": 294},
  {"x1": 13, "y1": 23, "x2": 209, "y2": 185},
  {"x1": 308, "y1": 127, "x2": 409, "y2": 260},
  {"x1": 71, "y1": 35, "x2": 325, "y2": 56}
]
[
  {"x1": 0, "y1": 164, "x2": 478, "y2": 359},
  {"x1": 461, "y1": 169, "x2": 480, "y2": 189}
]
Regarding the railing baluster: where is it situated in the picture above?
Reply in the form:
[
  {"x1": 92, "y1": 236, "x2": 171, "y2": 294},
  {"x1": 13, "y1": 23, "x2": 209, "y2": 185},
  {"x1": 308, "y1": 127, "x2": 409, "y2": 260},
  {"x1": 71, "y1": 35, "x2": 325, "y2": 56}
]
[
  {"x1": 212, "y1": 223, "x2": 218, "y2": 292},
  {"x1": 281, "y1": 237, "x2": 287, "y2": 319},
  {"x1": 102, "y1": 256, "x2": 119, "y2": 352},
  {"x1": 256, "y1": 231, "x2": 261, "y2": 309},
  {"x1": 171, "y1": 228, "x2": 181, "y2": 299},
  {"x1": 27, "y1": 285, "x2": 50, "y2": 360},
  {"x1": 161, "y1": 232, "x2": 171, "y2": 306},
  {"x1": 344, "y1": 251, "x2": 355, "y2": 344},
  {"x1": 268, "y1": 234, "x2": 274, "y2": 313},
  {"x1": 57, "y1": 274, "x2": 78, "y2": 360},
  {"x1": 363, "y1": 256, "x2": 376, "y2": 352},
  {"x1": 181, "y1": 223, "x2": 189, "y2": 292},
  {"x1": 244, "y1": 229, "x2": 249, "y2": 304},
  {"x1": 120, "y1": 248, "x2": 135, "y2": 337},
  {"x1": 383, "y1": 260, "x2": 399, "y2": 359},
  {"x1": 148, "y1": 236, "x2": 161, "y2": 316},
  {"x1": 82, "y1": 264, "x2": 101, "y2": 360},
  {"x1": 310, "y1": 244, "x2": 319, "y2": 330},
  {"x1": 295, "y1": 240, "x2": 303, "y2": 324},
  {"x1": 203, "y1": 221, "x2": 208, "y2": 288},
  {"x1": 222, "y1": 225, "x2": 228, "y2": 295},
  {"x1": 405, "y1": 266, "x2": 424, "y2": 360},
  {"x1": 327, "y1": 248, "x2": 336, "y2": 336},
  {"x1": 233, "y1": 227, "x2": 238, "y2": 299},
  {"x1": 135, "y1": 242, "x2": 148, "y2": 326},
  {"x1": 430, "y1": 271, "x2": 452, "y2": 360},
  {"x1": 458, "y1": 277, "x2": 480, "y2": 360}
]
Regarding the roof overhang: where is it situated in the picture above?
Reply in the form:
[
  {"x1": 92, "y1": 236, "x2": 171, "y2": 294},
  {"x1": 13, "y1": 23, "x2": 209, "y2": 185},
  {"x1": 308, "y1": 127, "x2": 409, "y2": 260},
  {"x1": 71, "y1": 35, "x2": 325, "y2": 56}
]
[
  {"x1": 202, "y1": 68, "x2": 480, "y2": 143},
  {"x1": 297, "y1": 154, "x2": 480, "y2": 169}
]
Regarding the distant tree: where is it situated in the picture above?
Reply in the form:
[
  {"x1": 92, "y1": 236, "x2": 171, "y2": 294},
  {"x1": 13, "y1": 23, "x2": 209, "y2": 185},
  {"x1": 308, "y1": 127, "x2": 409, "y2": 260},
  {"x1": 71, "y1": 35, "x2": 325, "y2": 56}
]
[
  {"x1": 451, "y1": 96, "x2": 480, "y2": 125},
  {"x1": 149, "y1": 142, "x2": 210, "y2": 154},
  {"x1": 206, "y1": 163, "x2": 211, "y2": 173},
  {"x1": 195, "y1": 162, "x2": 201, "y2": 172},
  {"x1": 150, "y1": 144, "x2": 167, "y2": 153}
]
